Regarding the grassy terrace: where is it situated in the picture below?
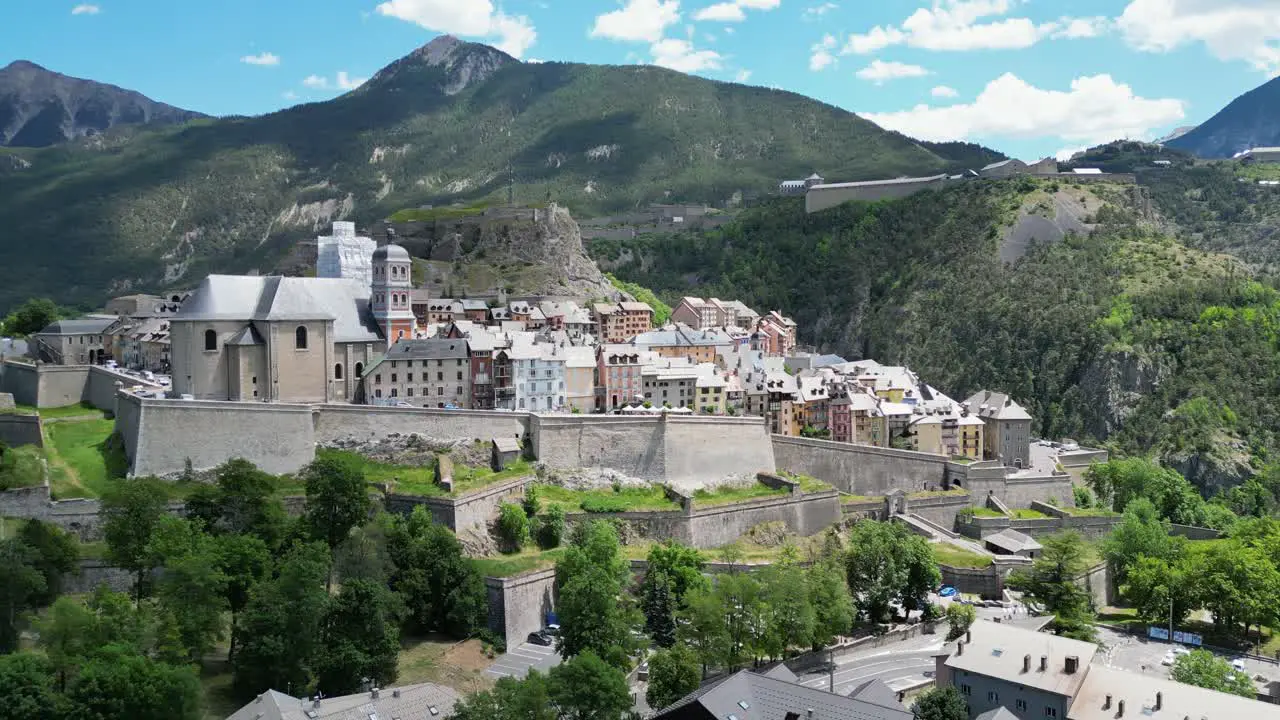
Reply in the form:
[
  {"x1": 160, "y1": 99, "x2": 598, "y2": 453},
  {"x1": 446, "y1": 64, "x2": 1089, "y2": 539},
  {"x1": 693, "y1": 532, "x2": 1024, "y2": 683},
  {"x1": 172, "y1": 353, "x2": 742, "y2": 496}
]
[
  {"x1": 318, "y1": 448, "x2": 532, "y2": 498},
  {"x1": 1009, "y1": 509, "x2": 1050, "y2": 519},
  {"x1": 778, "y1": 471, "x2": 834, "y2": 493},
  {"x1": 970, "y1": 507, "x2": 1006, "y2": 518},
  {"x1": 1063, "y1": 507, "x2": 1120, "y2": 517},
  {"x1": 36, "y1": 403, "x2": 106, "y2": 420},
  {"x1": 908, "y1": 488, "x2": 969, "y2": 499},
  {"x1": 840, "y1": 493, "x2": 883, "y2": 504},
  {"x1": 693, "y1": 483, "x2": 788, "y2": 507},
  {"x1": 932, "y1": 542, "x2": 993, "y2": 569},
  {"x1": 538, "y1": 483, "x2": 679, "y2": 514}
]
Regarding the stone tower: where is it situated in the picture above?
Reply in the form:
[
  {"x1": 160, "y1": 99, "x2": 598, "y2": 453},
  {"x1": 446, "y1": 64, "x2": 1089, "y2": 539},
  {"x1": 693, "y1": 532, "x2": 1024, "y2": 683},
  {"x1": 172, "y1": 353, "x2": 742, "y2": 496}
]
[{"x1": 371, "y1": 228, "x2": 415, "y2": 345}]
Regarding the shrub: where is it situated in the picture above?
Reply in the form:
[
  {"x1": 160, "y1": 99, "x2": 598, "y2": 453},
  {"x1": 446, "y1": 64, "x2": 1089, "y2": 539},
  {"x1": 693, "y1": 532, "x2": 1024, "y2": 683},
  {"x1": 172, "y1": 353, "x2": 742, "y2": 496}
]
[
  {"x1": 946, "y1": 602, "x2": 976, "y2": 640},
  {"x1": 580, "y1": 496, "x2": 630, "y2": 513},
  {"x1": 522, "y1": 485, "x2": 541, "y2": 518},
  {"x1": 538, "y1": 505, "x2": 566, "y2": 549},
  {"x1": 1073, "y1": 485, "x2": 1094, "y2": 508},
  {"x1": 496, "y1": 503, "x2": 530, "y2": 552}
]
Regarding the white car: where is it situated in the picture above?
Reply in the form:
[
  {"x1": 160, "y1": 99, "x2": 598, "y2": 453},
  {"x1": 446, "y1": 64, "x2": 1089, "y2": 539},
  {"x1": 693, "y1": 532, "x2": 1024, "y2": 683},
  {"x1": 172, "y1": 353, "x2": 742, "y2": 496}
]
[
  {"x1": 1161, "y1": 653, "x2": 1176, "y2": 666},
  {"x1": 1232, "y1": 658, "x2": 1247, "y2": 672},
  {"x1": 1174, "y1": 646, "x2": 1191, "y2": 656}
]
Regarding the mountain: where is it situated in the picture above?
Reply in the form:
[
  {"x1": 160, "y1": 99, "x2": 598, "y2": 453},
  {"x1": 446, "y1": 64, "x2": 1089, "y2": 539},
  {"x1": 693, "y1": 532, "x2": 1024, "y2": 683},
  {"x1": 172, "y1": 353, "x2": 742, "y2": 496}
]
[
  {"x1": 0, "y1": 36, "x2": 985, "y2": 313},
  {"x1": 0, "y1": 60, "x2": 204, "y2": 147},
  {"x1": 1166, "y1": 76, "x2": 1280, "y2": 158},
  {"x1": 593, "y1": 179, "x2": 1276, "y2": 494},
  {"x1": 1155, "y1": 125, "x2": 1196, "y2": 144}
]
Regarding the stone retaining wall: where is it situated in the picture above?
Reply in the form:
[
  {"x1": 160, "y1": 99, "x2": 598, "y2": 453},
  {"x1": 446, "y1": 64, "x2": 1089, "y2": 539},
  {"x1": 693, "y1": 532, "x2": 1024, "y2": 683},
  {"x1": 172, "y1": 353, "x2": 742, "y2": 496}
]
[
  {"x1": 484, "y1": 567, "x2": 556, "y2": 641},
  {"x1": 772, "y1": 436, "x2": 950, "y2": 496},
  {"x1": 0, "y1": 413, "x2": 43, "y2": 448},
  {"x1": 384, "y1": 475, "x2": 531, "y2": 533}
]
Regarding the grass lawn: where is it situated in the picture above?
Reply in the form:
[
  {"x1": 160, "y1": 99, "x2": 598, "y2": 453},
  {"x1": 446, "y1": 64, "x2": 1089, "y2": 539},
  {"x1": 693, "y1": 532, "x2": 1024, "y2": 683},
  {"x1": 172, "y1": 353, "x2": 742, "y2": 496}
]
[
  {"x1": 1065, "y1": 507, "x2": 1120, "y2": 517},
  {"x1": 693, "y1": 483, "x2": 787, "y2": 507},
  {"x1": 472, "y1": 546, "x2": 568, "y2": 577},
  {"x1": 932, "y1": 542, "x2": 993, "y2": 569},
  {"x1": 778, "y1": 471, "x2": 833, "y2": 493},
  {"x1": 397, "y1": 634, "x2": 495, "y2": 695},
  {"x1": 908, "y1": 488, "x2": 969, "y2": 499},
  {"x1": 970, "y1": 507, "x2": 1006, "y2": 518},
  {"x1": 1010, "y1": 509, "x2": 1049, "y2": 519},
  {"x1": 840, "y1": 493, "x2": 883, "y2": 504},
  {"x1": 44, "y1": 417, "x2": 120, "y2": 498},
  {"x1": 37, "y1": 403, "x2": 106, "y2": 420},
  {"x1": 321, "y1": 449, "x2": 532, "y2": 498},
  {"x1": 536, "y1": 483, "x2": 678, "y2": 514}
]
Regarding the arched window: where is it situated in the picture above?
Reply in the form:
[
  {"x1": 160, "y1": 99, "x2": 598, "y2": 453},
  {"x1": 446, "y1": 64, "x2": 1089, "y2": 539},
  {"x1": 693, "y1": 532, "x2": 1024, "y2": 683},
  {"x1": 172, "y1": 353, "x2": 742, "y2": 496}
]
[
  {"x1": 204, "y1": 329, "x2": 217, "y2": 351},
  {"x1": 295, "y1": 326, "x2": 308, "y2": 350},
  {"x1": 334, "y1": 363, "x2": 343, "y2": 380},
  {"x1": 355, "y1": 362, "x2": 364, "y2": 378}
]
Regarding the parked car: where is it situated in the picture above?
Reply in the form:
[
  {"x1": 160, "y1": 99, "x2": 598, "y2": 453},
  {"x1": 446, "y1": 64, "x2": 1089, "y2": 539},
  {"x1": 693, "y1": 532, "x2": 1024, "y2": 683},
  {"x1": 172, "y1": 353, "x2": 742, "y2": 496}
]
[
  {"x1": 938, "y1": 586, "x2": 958, "y2": 598},
  {"x1": 527, "y1": 631, "x2": 554, "y2": 647},
  {"x1": 1161, "y1": 653, "x2": 1175, "y2": 666},
  {"x1": 1232, "y1": 658, "x2": 1247, "y2": 672},
  {"x1": 1174, "y1": 646, "x2": 1191, "y2": 656},
  {"x1": 638, "y1": 662, "x2": 649, "y2": 681}
]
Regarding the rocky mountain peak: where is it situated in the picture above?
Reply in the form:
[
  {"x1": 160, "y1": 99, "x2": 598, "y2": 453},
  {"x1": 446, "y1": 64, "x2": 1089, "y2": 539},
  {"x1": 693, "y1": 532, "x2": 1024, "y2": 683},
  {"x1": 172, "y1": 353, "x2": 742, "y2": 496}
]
[{"x1": 365, "y1": 35, "x2": 514, "y2": 96}]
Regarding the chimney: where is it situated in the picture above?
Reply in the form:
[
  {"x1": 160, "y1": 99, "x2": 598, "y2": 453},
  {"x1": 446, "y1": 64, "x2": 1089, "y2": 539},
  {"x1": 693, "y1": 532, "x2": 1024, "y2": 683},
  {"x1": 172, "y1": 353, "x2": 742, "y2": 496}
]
[
  {"x1": 807, "y1": 709, "x2": 814, "y2": 719},
  {"x1": 1155, "y1": 691, "x2": 1162, "y2": 711},
  {"x1": 1065, "y1": 655, "x2": 1079, "y2": 674},
  {"x1": 1040, "y1": 655, "x2": 1048, "y2": 672},
  {"x1": 1104, "y1": 694, "x2": 1112, "y2": 709},
  {"x1": 1023, "y1": 654, "x2": 1031, "y2": 673},
  {"x1": 1118, "y1": 699, "x2": 1125, "y2": 717}
]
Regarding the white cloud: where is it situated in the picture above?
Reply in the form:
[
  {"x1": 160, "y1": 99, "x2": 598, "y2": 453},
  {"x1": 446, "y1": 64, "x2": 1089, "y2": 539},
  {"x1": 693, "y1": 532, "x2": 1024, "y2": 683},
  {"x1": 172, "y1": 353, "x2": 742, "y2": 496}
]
[
  {"x1": 931, "y1": 84, "x2": 959, "y2": 97},
  {"x1": 591, "y1": 0, "x2": 681, "y2": 43},
  {"x1": 809, "y1": 33, "x2": 837, "y2": 71},
  {"x1": 842, "y1": 0, "x2": 1104, "y2": 54},
  {"x1": 240, "y1": 52, "x2": 281, "y2": 66},
  {"x1": 856, "y1": 59, "x2": 930, "y2": 83},
  {"x1": 737, "y1": 0, "x2": 781, "y2": 8},
  {"x1": 301, "y1": 72, "x2": 368, "y2": 91},
  {"x1": 1117, "y1": 0, "x2": 1280, "y2": 74},
  {"x1": 1054, "y1": 145, "x2": 1089, "y2": 161},
  {"x1": 695, "y1": 2, "x2": 745, "y2": 21},
  {"x1": 862, "y1": 72, "x2": 1186, "y2": 148},
  {"x1": 650, "y1": 38, "x2": 724, "y2": 71},
  {"x1": 803, "y1": 2, "x2": 837, "y2": 19},
  {"x1": 71, "y1": 3, "x2": 100, "y2": 14},
  {"x1": 282, "y1": 90, "x2": 299, "y2": 101},
  {"x1": 736, "y1": 69, "x2": 753, "y2": 82},
  {"x1": 375, "y1": 0, "x2": 537, "y2": 58}
]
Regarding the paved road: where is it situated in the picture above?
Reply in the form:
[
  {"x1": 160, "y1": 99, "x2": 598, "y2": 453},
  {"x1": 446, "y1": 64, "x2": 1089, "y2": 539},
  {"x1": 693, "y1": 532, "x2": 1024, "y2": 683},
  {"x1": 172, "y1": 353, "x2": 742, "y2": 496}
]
[
  {"x1": 485, "y1": 641, "x2": 561, "y2": 679},
  {"x1": 1092, "y1": 625, "x2": 1279, "y2": 686},
  {"x1": 793, "y1": 634, "x2": 945, "y2": 696}
]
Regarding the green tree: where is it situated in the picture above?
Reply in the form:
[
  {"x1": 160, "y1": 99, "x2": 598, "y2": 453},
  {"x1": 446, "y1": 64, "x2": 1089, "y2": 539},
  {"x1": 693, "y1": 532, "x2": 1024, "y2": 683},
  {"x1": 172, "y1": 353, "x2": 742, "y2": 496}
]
[
  {"x1": 522, "y1": 485, "x2": 541, "y2": 518},
  {"x1": 0, "y1": 538, "x2": 45, "y2": 652},
  {"x1": 1171, "y1": 649, "x2": 1255, "y2": 698},
  {"x1": 911, "y1": 685, "x2": 969, "y2": 720},
  {"x1": 65, "y1": 646, "x2": 202, "y2": 720},
  {"x1": 555, "y1": 521, "x2": 631, "y2": 662},
  {"x1": 1125, "y1": 555, "x2": 1198, "y2": 627},
  {"x1": 0, "y1": 652, "x2": 65, "y2": 720},
  {"x1": 38, "y1": 597, "x2": 97, "y2": 691},
  {"x1": 232, "y1": 542, "x2": 331, "y2": 700},
  {"x1": 845, "y1": 520, "x2": 938, "y2": 623},
  {"x1": 150, "y1": 522, "x2": 229, "y2": 662},
  {"x1": 15, "y1": 519, "x2": 78, "y2": 605},
  {"x1": 214, "y1": 533, "x2": 272, "y2": 660},
  {"x1": 497, "y1": 502, "x2": 530, "y2": 552},
  {"x1": 1103, "y1": 497, "x2": 1184, "y2": 586},
  {"x1": 547, "y1": 650, "x2": 632, "y2": 720},
  {"x1": 1195, "y1": 540, "x2": 1280, "y2": 640},
  {"x1": 314, "y1": 580, "x2": 401, "y2": 696},
  {"x1": 759, "y1": 546, "x2": 815, "y2": 658},
  {"x1": 386, "y1": 507, "x2": 488, "y2": 637},
  {"x1": 185, "y1": 458, "x2": 287, "y2": 547},
  {"x1": 677, "y1": 584, "x2": 729, "y2": 677},
  {"x1": 448, "y1": 671, "x2": 557, "y2": 720},
  {"x1": 537, "y1": 505, "x2": 566, "y2": 550},
  {"x1": 641, "y1": 570, "x2": 678, "y2": 647},
  {"x1": 101, "y1": 477, "x2": 168, "y2": 602},
  {"x1": 644, "y1": 540, "x2": 707, "y2": 603},
  {"x1": 808, "y1": 558, "x2": 855, "y2": 648},
  {"x1": 1, "y1": 298, "x2": 61, "y2": 337},
  {"x1": 302, "y1": 453, "x2": 371, "y2": 555},
  {"x1": 1009, "y1": 530, "x2": 1096, "y2": 641},
  {"x1": 645, "y1": 644, "x2": 700, "y2": 711},
  {"x1": 333, "y1": 516, "x2": 394, "y2": 584},
  {"x1": 945, "y1": 602, "x2": 976, "y2": 641}
]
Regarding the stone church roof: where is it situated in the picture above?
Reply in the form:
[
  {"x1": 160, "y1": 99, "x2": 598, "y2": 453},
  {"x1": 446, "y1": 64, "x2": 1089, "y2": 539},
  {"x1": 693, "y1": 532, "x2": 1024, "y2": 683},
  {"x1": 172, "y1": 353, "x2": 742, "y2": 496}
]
[{"x1": 176, "y1": 275, "x2": 382, "y2": 343}]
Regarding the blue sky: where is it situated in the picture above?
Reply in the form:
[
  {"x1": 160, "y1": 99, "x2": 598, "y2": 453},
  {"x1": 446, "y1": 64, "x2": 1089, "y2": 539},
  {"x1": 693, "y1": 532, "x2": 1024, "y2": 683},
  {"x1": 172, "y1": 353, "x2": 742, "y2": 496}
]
[{"x1": 7, "y1": 0, "x2": 1280, "y2": 159}]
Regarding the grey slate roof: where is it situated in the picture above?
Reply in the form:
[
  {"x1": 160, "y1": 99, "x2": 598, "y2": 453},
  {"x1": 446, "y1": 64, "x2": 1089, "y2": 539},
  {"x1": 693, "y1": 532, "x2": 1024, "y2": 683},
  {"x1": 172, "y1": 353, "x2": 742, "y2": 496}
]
[
  {"x1": 652, "y1": 669, "x2": 911, "y2": 720},
  {"x1": 976, "y1": 708, "x2": 1021, "y2": 720},
  {"x1": 36, "y1": 316, "x2": 118, "y2": 335},
  {"x1": 964, "y1": 390, "x2": 1034, "y2": 421},
  {"x1": 984, "y1": 528, "x2": 1042, "y2": 554},
  {"x1": 371, "y1": 243, "x2": 409, "y2": 262},
  {"x1": 176, "y1": 275, "x2": 382, "y2": 343},
  {"x1": 847, "y1": 678, "x2": 903, "y2": 711},
  {"x1": 384, "y1": 338, "x2": 468, "y2": 360},
  {"x1": 225, "y1": 682, "x2": 459, "y2": 720},
  {"x1": 226, "y1": 325, "x2": 265, "y2": 346}
]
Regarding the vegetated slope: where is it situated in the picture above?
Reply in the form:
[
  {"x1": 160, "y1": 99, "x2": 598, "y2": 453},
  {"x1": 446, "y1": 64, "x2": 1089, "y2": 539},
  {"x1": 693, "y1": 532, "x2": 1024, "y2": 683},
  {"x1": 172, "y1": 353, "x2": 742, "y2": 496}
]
[
  {"x1": 1166, "y1": 75, "x2": 1280, "y2": 158},
  {"x1": 0, "y1": 60, "x2": 204, "y2": 147},
  {"x1": 0, "y1": 35, "x2": 975, "y2": 313},
  {"x1": 594, "y1": 178, "x2": 1277, "y2": 493}
]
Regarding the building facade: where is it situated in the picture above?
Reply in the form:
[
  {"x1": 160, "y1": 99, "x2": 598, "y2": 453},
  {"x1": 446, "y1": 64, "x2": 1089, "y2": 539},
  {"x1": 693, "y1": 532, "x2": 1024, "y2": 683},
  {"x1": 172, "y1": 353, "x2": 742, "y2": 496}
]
[
  {"x1": 364, "y1": 338, "x2": 470, "y2": 407},
  {"x1": 597, "y1": 345, "x2": 645, "y2": 411},
  {"x1": 965, "y1": 390, "x2": 1033, "y2": 469},
  {"x1": 593, "y1": 301, "x2": 654, "y2": 344},
  {"x1": 29, "y1": 317, "x2": 120, "y2": 365}
]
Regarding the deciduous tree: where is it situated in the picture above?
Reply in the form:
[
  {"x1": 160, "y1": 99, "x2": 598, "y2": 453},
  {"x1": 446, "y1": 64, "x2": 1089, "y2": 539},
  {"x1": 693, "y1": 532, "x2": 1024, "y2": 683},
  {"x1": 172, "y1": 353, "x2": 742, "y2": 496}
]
[
  {"x1": 314, "y1": 579, "x2": 401, "y2": 695},
  {"x1": 1171, "y1": 649, "x2": 1255, "y2": 698},
  {"x1": 645, "y1": 643, "x2": 701, "y2": 711},
  {"x1": 386, "y1": 507, "x2": 487, "y2": 637},
  {"x1": 945, "y1": 602, "x2": 976, "y2": 641},
  {"x1": 101, "y1": 477, "x2": 168, "y2": 602},
  {"x1": 911, "y1": 686, "x2": 969, "y2": 720},
  {"x1": 547, "y1": 650, "x2": 632, "y2": 720}
]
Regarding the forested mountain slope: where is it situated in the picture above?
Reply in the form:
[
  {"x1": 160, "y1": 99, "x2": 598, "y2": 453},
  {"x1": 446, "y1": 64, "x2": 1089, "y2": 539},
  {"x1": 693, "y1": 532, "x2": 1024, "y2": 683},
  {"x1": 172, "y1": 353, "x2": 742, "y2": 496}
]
[
  {"x1": 0, "y1": 35, "x2": 978, "y2": 313},
  {"x1": 592, "y1": 178, "x2": 1276, "y2": 493}
]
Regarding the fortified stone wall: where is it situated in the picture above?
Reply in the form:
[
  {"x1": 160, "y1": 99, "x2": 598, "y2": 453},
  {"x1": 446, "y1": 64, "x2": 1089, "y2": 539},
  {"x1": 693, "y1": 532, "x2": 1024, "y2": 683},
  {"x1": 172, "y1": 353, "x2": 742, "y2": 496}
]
[
  {"x1": 906, "y1": 493, "x2": 972, "y2": 529},
  {"x1": 384, "y1": 475, "x2": 531, "y2": 533},
  {"x1": 0, "y1": 483, "x2": 184, "y2": 541},
  {"x1": 805, "y1": 177, "x2": 951, "y2": 213},
  {"x1": 840, "y1": 498, "x2": 887, "y2": 523},
  {"x1": 314, "y1": 405, "x2": 529, "y2": 447},
  {"x1": 0, "y1": 484, "x2": 53, "y2": 517},
  {"x1": 0, "y1": 360, "x2": 39, "y2": 406},
  {"x1": 125, "y1": 396, "x2": 316, "y2": 476},
  {"x1": 940, "y1": 564, "x2": 1004, "y2": 600},
  {"x1": 1003, "y1": 476, "x2": 1075, "y2": 508},
  {"x1": 0, "y1": 362, "x2": 162, "y2": 412},
  {"x1": 0, "y1": 413, "x2": 42, "y2": 448},
  {"x1": 686, "y1": 489, "x2": 840, "y2": 548},
  {"x1": 772, "y1": 436, "x2": 950, "y2": 495},
  {"x1": 63, "y1": 559, "x2": 135, "y2": 595},
  {"x1": 565, "y1": 510, "x2": 693, "y2": 544},
  {"x1": 485, "y1": 568, "x2": 556, "y2": 641}
]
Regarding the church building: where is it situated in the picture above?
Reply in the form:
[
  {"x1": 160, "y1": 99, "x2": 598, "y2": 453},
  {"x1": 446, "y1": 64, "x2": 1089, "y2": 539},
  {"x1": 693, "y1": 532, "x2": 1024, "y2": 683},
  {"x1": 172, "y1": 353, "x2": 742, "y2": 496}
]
[{"x1": 169, "y1": 233, "x2": 416, "y2": 403}]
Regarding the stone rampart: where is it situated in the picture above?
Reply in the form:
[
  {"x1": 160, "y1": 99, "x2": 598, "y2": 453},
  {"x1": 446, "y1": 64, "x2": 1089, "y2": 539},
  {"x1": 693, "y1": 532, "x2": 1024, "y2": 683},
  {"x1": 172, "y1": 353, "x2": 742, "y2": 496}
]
[
  {"x1": 485, "y1": 567, "x2": 556, "y2": 641},
  {"x1": 840, "y1": 498, "x2": 887, "y2": 522},
  {"x1": 662, "y1": 416, "x2": 776, "y2": 488},
  {"x1": 0, "y1": 483, "x2": 54, "y2": 517},
  {"x1": 805, "y1": 176, "x2": 952, "y2": 213},
  {"x1": 772, "y1": 436, "x2": 950, "y2": 495},
  {"x1": 385, "y1": 475, "x2": 531, "y2": 533},
  {"x1": 0, "y1": 362, "x2": 162, "y2": 412},
  {"x1": 124, "y1": 396, "x2": 315, "y2": 476},
  {"x1": 905, "y1": 493, "x2": 972, "y2": 529},
  {"x1": 1003, "y1": 475, "x2": 1075, "y2": 508},
  {"x1": 687, "y1": 488, "x2": 840, "y2": 548},
  {"x1": 0, "y1": 360, "x2": 44, "y2": 407},
  {"x1": 958, "y1": 508, "x2": 1121, "y2": 542},
  {"x1": 1169, "y1": 524, "x2": 1221, "y2": 540},
  {"x1": 940, "y1": 564, "x2": 1003, "y2": 599},
  {"x1": 314, "y1": 405, "x2": 529, "y2": 447},
  {"x1": 0, "y1": 413, "x2": 43, "y2": 448},
  {"x1": 63, "y1": 559, "x2": 135, "y2": 595},
  {"x1": 566, "y1": 510, "x2": 693, "y2": 544}
]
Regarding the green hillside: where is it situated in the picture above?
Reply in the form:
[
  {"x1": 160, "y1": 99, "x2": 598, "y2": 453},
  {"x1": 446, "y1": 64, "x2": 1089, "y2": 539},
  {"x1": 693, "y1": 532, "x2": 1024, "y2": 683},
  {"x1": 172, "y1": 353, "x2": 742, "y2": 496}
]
[
  {"x1": 592, "y1": 178, "x2": 1277, "y2": 493},
  {"x1": 0, "y1": 36, "x2": 968, "y2": 313}
]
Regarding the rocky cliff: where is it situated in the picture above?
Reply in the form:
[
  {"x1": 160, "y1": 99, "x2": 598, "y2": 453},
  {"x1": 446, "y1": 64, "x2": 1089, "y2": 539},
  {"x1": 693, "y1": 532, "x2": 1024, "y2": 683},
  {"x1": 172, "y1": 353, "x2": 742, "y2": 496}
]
[{"x1": 378, "y1": 204, "x2": 619, "y2": 300}]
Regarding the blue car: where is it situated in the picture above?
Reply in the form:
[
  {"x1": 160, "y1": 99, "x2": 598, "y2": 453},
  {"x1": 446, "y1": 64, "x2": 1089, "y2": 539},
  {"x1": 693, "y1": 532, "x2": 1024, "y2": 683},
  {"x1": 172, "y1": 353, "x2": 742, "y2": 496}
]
[{"x1": 938, "y1": 586, "x2": 958, "y2": 598}]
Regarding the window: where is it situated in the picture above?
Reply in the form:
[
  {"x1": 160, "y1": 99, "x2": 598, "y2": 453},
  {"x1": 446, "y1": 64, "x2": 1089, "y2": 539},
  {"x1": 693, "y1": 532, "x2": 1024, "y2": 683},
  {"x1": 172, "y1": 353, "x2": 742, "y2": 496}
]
[
  {"x1": 1016, "y1": 700, "x2": 1027, "y2": 711},
  {"x1": 355, "y1": 362, "x2": 364, "y2": 378},
  {"x1": 391, "y1": 374, "x2": 397, "y2": 383},
  {"x1": 960, "y1": 685, "x2": 971, "y2": 697},
  {"x1": 375, "y1": 374, "x2": 382, "y2": 384},
  {"x1": 438, "y1": 372, "x2": 443, "y2": 381},
  {"x1": 392, "y1": 361, "x2": 397, "y2": 369},
  {"x1": 457, "y1": 371, "x2": 463, "y2": 380},
  {"x1": 375, "y1": 389, "x2": 382, "y2": 398},
  {"x1": 1043, "y1": 709, "x2": 1057, "y2": 718},
  {"x1": 407, "y1": 388, "x2": 414, "y2": 397},
  {"x1": 390, "y1": 389, "x2": 398, "y2": 398},
  {"x1": 252, "y1": 376, "x2": 257, "y2": 384},
  {"x1": 334, "y1": 364, "x2": 343, "y2": 380},
  {"x1": 456, "y1": 387, "x2": 463, "y2": 395},
  {"x1": 437, "y1": 387, "x2": 444, "y2": 396},
  {"x1": 437, "y1": 360, "x2": 443, "y2": 367},
  {"x1": 988, "y1": 691, "x2": 999, "y2": 703},
  {"x1": 295, "y1": 326, "x2": 308, "y2": 349},
  {"x1": 407, "y1": 373, "x2": 414, "y2": 382},
  {"x1": 204, "y1": 329, "x2": 217, "y2": 351}
]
